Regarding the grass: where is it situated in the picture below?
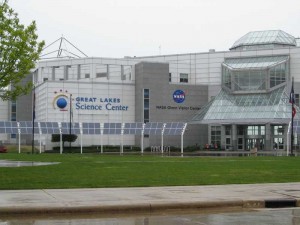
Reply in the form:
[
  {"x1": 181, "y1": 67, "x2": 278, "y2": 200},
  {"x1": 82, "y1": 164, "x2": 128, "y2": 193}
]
[{"x1": 1, "y1": 153, "x2": 300, "y2": 190}]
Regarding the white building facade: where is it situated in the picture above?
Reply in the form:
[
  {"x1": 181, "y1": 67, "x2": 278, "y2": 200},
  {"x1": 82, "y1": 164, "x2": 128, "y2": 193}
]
[{"x1": 1, "y1": 30, "x2": 300, "y2": 151}]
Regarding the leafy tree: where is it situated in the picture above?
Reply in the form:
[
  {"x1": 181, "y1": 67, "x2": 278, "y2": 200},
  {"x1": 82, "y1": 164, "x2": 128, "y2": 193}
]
[
  {"x1": 0, "y1": 0, "x2": 44, "y2": 100},
  {"x1": 51, "y1": 134, "x2": 78, "y2": 148}
]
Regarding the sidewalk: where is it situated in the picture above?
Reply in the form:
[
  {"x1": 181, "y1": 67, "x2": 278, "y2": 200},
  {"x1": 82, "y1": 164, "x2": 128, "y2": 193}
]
[{"x1": 0, "y1": 182, "x2": 300, "y2": 215}]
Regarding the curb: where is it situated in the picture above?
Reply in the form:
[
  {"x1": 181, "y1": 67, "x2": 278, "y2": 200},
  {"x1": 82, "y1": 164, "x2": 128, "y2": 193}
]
[
  {"x1": 0, "y1": 199, "x2": 299, "y2": 216},
  {"x1": 0, "y1": 200, "x2": 244, "y2": 216}
]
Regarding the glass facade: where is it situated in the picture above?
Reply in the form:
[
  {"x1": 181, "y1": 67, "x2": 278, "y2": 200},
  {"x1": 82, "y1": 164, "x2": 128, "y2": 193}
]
[
  {"x1": 191, "y1": 86, "x2": 293, "y2": 124},
  {"x1": 222, "y1": 56, "x2": 289, "y2": 93},
  {"x1": 192, "y1": 44, "x2": 293, "y2": 151}
]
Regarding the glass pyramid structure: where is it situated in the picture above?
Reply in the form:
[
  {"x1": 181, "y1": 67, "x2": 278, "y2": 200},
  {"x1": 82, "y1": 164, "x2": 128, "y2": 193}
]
[
  {"x1": 230, "y1": 30, "x2": 296, "y2": 50},
  {"x1": 190, "y1": 86, "x2": 299, "y2": 124}
]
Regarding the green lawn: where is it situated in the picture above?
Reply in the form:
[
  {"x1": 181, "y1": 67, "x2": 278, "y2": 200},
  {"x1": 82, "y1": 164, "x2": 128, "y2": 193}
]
[{"x1": 0, "y1": 153, "x2": 300, "y2": 190}]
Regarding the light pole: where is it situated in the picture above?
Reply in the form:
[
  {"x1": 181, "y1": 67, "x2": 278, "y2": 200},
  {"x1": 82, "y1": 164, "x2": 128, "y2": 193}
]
[
  {"x1": 69, "y1": 94, "x2": 72, "y2": 151},
  {"x1": 32, "y1": 85, "x2": 36, "y2": 154}
]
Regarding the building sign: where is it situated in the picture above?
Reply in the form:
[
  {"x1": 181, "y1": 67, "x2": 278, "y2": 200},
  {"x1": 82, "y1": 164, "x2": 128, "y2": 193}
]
[
  {"x1": 75, "y1": 97, "x2": 129, "y2": 111},
  {"x1": 53, "y1": 90, "x2": 129, "y2": 112},
  {"x1": 156, "y1": 89, "x2": 200, "y2": 111},
  {"x1": 156, "y1": 105, "x2": 200, "y2": 111},
  {"x1": 173, "y1": 90, "x2": 186, "y2": 103},
  {"x1": 52, "y1": 90, "x2": 70, "y2": 111}
]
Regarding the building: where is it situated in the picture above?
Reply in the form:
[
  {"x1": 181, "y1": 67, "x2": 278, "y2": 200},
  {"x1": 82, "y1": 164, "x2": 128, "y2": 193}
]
[{"x1": 1, "y1": 30, "x2": 300, "y2": 151}]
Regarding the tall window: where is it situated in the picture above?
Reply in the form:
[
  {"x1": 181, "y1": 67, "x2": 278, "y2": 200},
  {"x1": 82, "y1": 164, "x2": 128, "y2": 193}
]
[
  {"x1": 180, "y1": 73, "x2": 188, "y2": 83},
  {"x1": 143, "y1": 89, "x2": 149, "y2": 123},
  {"x1": 211, "y1": 126, "x2": 221, "y2": 147}
]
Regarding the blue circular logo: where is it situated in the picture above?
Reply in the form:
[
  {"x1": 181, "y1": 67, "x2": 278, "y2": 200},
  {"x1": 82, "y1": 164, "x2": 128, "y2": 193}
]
[
  {"x1": 56, "y1": 97, "x2": 68, "y2": 109},
  {"x1": 173, "y1": 90, "x2": 185, "y2": 103}
]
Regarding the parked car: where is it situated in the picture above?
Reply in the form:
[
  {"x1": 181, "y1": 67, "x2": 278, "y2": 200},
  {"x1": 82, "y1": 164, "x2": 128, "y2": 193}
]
[{"x1": 0, "y1": 145, "x2": 7, "y2": 153}]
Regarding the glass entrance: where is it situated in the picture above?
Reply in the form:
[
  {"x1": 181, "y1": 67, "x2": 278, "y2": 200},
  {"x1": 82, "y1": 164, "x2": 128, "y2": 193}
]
[{"x1": 246, "y1": 138, "x2": 265, "y2": 151}]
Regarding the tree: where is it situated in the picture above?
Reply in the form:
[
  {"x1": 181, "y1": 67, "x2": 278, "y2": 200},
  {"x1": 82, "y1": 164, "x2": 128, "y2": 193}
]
[{"x1": 0, "y1": 0, "x2": 44, "y2": 100}]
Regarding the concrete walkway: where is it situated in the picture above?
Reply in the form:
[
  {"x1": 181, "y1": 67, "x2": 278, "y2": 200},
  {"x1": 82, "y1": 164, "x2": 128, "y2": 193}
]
[{"x1": 0, "y1": 183, "x2": 300, "y2": 215}]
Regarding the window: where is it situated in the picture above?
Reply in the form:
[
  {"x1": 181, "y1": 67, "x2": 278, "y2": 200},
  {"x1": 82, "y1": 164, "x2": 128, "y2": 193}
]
[
  {"x1": 238, "y1": 138, "x2": 244, "y2": 150},
  {"x1": 43, "y1": 78, "x2": 48, "y2": 82},
  {"x1": 247, "y1": 126, "x2": 265, "y2": 135},
  {"x1": 143, "y1": 89, "x2": 150, "y2": 123},
  {"x1": 169, "y1": 73, "x2": 172, "y2": 82},
  {"x1": 225, "y1": 125, "x2": 231, "y2": 135},
  {"x1": 85, "y1": 73, "x2": 90, "y2": 78},
  {"x1": 96, "y1": 73, "x2": 107, "y2": 78},
  {"x1": 237, "y1": 126, "x2": 244, "y2": 135},
  {"x1": 273, "y1": 125, "x2": 284, "y2": 135},
  {"x1": 11, "y1": 100, "x2": 16, "y2": 139},
  {"x1": 211, "y1": 126, "x2": 221, "y2": 147},
  {"x1": 180, "y1": 73, "x2": 188, "y2": 83}
]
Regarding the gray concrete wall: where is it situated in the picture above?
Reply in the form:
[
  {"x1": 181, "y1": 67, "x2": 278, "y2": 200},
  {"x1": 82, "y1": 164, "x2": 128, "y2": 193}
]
[{"x1": 135, "y1": 61, "x2": 208, "y2": 148}]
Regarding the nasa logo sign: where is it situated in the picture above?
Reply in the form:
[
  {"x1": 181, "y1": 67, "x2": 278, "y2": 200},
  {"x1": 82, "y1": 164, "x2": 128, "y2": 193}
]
[
  {"x1": 173, "y1": 90, "x2": 185, "y2": 103},
  {"x1": 53, "y1": 90, "x2": 71, "y2": 111}
]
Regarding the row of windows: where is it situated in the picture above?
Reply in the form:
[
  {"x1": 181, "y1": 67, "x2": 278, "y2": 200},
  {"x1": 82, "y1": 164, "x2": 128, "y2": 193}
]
[
  {"x1": 223, "y1": 125, "x2": 284, "y2": 136},
  {"x1": 168, "y1": 73, "x2": 189, "y2": 83},
  {"x1": 38, "y1": 65, "x2": 133, "y2": 82}
]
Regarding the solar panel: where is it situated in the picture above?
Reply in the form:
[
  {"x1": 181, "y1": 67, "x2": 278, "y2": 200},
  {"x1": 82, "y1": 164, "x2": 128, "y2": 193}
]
[
  {"x1": 3, "y1": 121, "x2": 18, "y2": 134},
  {"x1": 144, "y1": 122, "x2": 164, "y2": 135},
  {"x1": 123, "y1": 122, "x2": 144, "y2": 135},
  {"x1": 46, "y1": 122, "x2": 60, "y2": 134},
  {"x1": 72, "y1": 123, "x2": 81, "y2": 134},
  {"x1": 82, "y1": 122, "x2": 101, "y2": 135},
  {"x1": 39, "y1": 122, "x2": 47, "y2": 134},
  {"x1": 18, "y1": 121, "x2": 39, "y2": 134},
  {"x1": 60, "y1": 122, "x2": 70, "y2": 134},
  {"x1": 164, "y1": 122, "x2": 185, "y2": 135},
  {"x1": 103, "y1": 123, "x2": 122, "y2": 135}
]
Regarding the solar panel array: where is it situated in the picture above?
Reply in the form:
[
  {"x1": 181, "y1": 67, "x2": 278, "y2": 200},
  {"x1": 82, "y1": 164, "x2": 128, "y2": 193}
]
[
  {"x1": 82, "y1": 123, "x2": 101, "y2": 135},
  {"x1": 0, "y1": 121, "x2": 18, "y2": 134},
  {"x1": 164, "y1": 122, "x2": 185, "y2": 135},
  {"x1": 103, "y1": 123, "x2": 122, "y2": 134},
  {"x1": 123, "y1": 122, "x2": 144, "y2": 135},
  {"x1": 144, "y1": 122, "x2": 164, "y2": 135},
  {"x1": 61, "y1": 122, "x2": 81, "y2": 134},
  {"x1": 0, "y1": 121, "x2": 187, "y2": 136}
]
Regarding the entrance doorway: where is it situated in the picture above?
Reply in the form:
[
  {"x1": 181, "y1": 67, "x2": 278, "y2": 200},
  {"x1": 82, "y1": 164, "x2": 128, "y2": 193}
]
[{"x1": 246, "y1": 138, "x2": 265, "y2": 151}]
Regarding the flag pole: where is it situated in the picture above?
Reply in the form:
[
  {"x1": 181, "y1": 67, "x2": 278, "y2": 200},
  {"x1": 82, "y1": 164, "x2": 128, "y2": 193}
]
[{"x1": 290, "y1": 77, "x2": 295, "y2": 156}]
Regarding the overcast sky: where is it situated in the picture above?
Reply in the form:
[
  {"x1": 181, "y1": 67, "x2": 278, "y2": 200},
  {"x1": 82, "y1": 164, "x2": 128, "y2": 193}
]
[{"x1": 8, "y1": 0, "x2": 300, "y2": 58}]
